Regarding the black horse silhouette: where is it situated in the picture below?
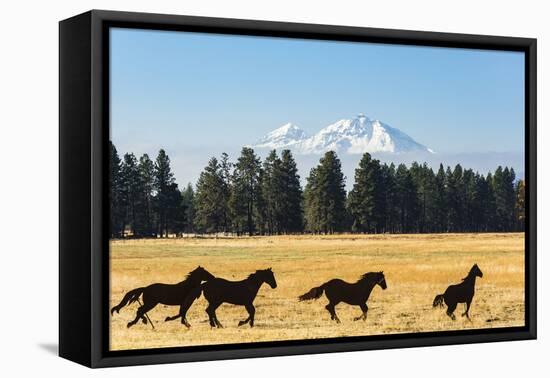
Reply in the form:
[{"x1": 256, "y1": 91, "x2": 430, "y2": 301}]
[
  {"x1": 165, "y1": 268, "x2": 277, "y2": 328},
  {"x1": 433, "y1": 264, "x2": 483, "y2": 320},
  {"x1": 110, "y1": 266, "x2": 215, "y2": 328},
  {"x1": 298, "y1": 271, "x2": 387, "y2": 323}
]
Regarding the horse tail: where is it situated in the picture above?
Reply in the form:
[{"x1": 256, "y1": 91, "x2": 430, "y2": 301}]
[
  {"x1": 110, "y1": 287, "x2": 145, "y2": 315},
  {"x1": 298, "y1": 283, "x2": 326, "y2": 301},
  {"x1": 433, "y1": 294, "x2": 445, "y2": 308}
]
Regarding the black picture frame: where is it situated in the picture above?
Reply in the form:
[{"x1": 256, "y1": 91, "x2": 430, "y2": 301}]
[{"x1": 59, "y1": 9, "x2": 537, "y2": 368}]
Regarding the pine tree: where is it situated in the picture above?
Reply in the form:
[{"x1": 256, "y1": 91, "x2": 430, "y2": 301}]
[
  {"x1": 409, "y1": 162, "x2": 437, "y2": 233},
  {"x1": 219, "y1": 153, "x2": 232, "y2": 233},
  {"x1": 395, "y1": 164, "x2": 419, "y2": 233},
  {"x1": 304, "y1": 151, "x2": 347, "y2": 234},
  {"x1": 422, "y1": 164, "x2": 438, "y2": 233},
  {"x1": 462, "y1": 168, "x2": 476, "y2": 232},
  {"x1": 485, "y1": 172, "x2": 497, "y2": 231},
  {"x1": 432, "y1": 164, "x2": 447, "y2": 232},
  {"x1": 109, "y1": 142, "x2": 125, "y2": 238},
  {"x1": 165, "y1": 183, "x2": 184, "y2": 236},
  {"x1": 472, "y1": 173, "x2": 489, "y2": 232},
  {"x1": 280, "y1": 150, "x2": 303, "y2": 233},
  {"x1": 492, "y1": 166, "x2": 516, "y2": 231},
  {"x1": 260, "y1": 150, "x2": 283, "y2": 234},
  {"x1": 137, "y1": 153, "x2": 155, "y2": 237},
  {"x1": 181, "y1": 183, "x2": 196, "y2": 234},
  {"x1": 121, "y1": 153, "x2": 140, "y2": 236},
  {"x1": 231, "y1": 147, "x2": 262, "y2": 236},
  {"x1": 304, "y1": 166, "x2": 321, "y2": 233},
  {"x1": 515, "y1": 179, "x2": 526, "y2": 231},
  {"x1": 154, "y1": 149, "x2": 175, "y2": 237},
  {"x1": 348, "y1": 153, "x2": 384, "y2": 233},
  {"x1": 445, "y1": 164, "x2": 466, "y2": 232},
  {"x1": 194, "y1": 157, "x2": 226, "y2": 233},
  {"x1": 380, "y1": 163, "x2": 398, "y2": 233}
]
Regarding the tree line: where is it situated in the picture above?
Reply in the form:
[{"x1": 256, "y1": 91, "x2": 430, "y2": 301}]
[{"x1": 109, "y1": 141, "x2": 525, "y2": 238}]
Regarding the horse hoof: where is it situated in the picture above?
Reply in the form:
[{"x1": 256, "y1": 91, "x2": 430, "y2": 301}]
[
  {"x1": 127, "y1": 323, "x2": 133, "y2": 328},
  {"x1": 142, "y1": 318, "x2": 147, "y2": 324},
  {"x1": 165, "y1": 317, "x2": 170, "y2": 322}
]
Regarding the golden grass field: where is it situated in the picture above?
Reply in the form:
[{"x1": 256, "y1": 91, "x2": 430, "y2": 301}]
[{"x1": 109, "y1": 233, "x2": 525, "y2": 351}]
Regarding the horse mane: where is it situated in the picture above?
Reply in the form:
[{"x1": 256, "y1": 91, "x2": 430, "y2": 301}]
[
  {"x1": 247, "y1": 270, "x2": 264, "y2": 280},
  {"x1": 181, "y1": 267, "x2": 203, "y2": 283},
  {"x1": 357, "y1": 272, "x2": 380, "y2": 283},
  {"x1": 461, "y1": 266, "x2": 477, "y2": 281},
  {"x1": 248, "y1": 268, "x2": 274, "y2": 281}
]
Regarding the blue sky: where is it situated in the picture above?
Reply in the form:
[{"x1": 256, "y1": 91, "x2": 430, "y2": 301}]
[{"x1": 110, "y1": 27, "x2": 525, "y2": 184}]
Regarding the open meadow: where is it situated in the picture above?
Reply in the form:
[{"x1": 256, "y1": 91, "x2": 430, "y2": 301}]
[{"x1": 109, "y1": 233, "x2": 525, "y2": 351}]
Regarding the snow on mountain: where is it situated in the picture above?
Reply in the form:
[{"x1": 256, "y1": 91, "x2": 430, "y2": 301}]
[
  {"x1": 254, "y1": 114, "x2": 433, "y2": 155},
  {"x1": 254, "y1": 123, "x2": 309, "y2": 149}
]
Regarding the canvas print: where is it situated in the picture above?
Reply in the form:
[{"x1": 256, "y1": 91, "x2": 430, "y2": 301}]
[{"x1": 108, "y1": 28, "x2": 526, "y2": 351}]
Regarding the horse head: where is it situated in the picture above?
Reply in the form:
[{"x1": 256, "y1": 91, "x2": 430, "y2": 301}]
[
  {"x1": 192, "y1": 265, "x2": 216, "y2": 282},
  {"x1": 259, "y1": 268, "x2": 277, "y2": 289},
  {"x1": 471, "y1": 264, "x2": 483, "y2": 278},
  {"x1": 377, "y1": 271, "x2": 388, "y2": 290}
]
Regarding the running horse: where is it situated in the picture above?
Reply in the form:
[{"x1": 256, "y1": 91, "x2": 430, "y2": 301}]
[
  {"x1": 433, "y1": 264, "x2": 483, "y2": 320},
  {"x1": 298, "y1": 271, "x2": 387, "y2": 323},
  {"x1": 110, "y1": 266, "x2": 215, "y2": 328},
  {"x1": 165, "y1": 268, "x2": 277, "y2": 328}
]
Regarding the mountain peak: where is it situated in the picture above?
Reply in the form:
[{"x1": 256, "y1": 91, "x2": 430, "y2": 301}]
[
  {"x1": 277, "y1": 122, "x2": 300, "y2": 133},
  {"x1": 255, "y1": 122, "x2": 308, "y2": 149}
]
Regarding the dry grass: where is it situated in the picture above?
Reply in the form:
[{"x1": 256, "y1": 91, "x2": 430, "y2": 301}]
[{"x1": 109, "y1": 233, "x2": 525, "y2": 351}]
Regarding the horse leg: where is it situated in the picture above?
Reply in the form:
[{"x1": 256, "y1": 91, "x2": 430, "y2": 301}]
[
  {"x1": 354, "y1": 303, "x2": 368, "y2": 321},
  {"x1": 325, "y1": 303, "x2": 335, "y2": 321},
  {"x1": 325, "y1": 302, "x2": 340, "y2": 323},
  {"x1": 178, "y1": 303, "x2": 193, "y2": 328},
  {"x1": 462, "y1": 300, "x2": 472, "y2": 321},
  {"x1": 238, "y1": 315, "x2": 250, "y2": 327},
  {"x1": 238, "y1": 304, "x2": 255, "y2": 327},
  {"x1": 207, "y1": 302, "x2": 223, "y2": 328},
  {"x1": 334, "y1": 309, "x2": 341, "y2": 324},
  {"x1": 164, "y1": 314, "x2": 180, "y2": 322},
  {"x1": 205, "y1": 304, "x2": 217, "y2": 328},
  {"x1": 446, "y1": 301, "x2": 457, "y2": 321},
  {"x1": 214, "y1": 311, "x2": 224, "y2": 328},
  {"x1": 165, "y1": 303, "x2": 188, "y2": 323},
  {"x1": 248, "y1": 304, "x2": 256, "y2": 327},
  {"x1": 128, "y1": 301, "x2": 156, "y2": 328}
]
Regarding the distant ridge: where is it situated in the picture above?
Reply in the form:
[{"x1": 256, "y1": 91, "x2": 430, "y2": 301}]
[{"x1": 254, "y1": 113, "x2": 433, "y2": 155}]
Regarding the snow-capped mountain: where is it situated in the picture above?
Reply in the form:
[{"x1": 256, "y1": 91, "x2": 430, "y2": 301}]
[
  {"x1": 253, "y1": 114, "x2": 433, "y2": 155},
  {"x1": 254, "y1": 123, "x2": 309, "y2": 149}
]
